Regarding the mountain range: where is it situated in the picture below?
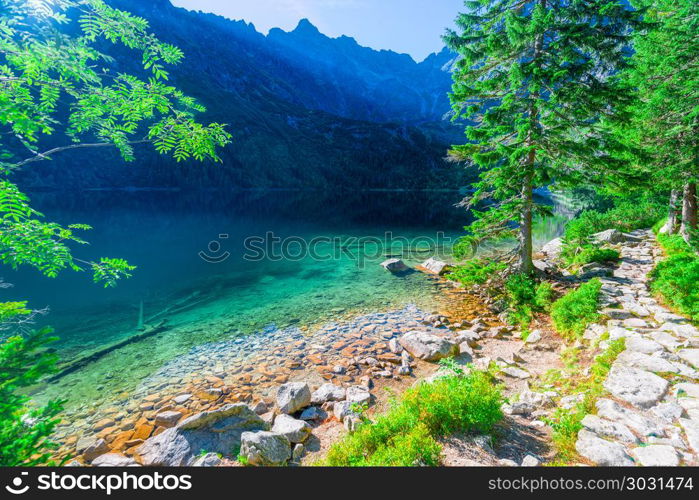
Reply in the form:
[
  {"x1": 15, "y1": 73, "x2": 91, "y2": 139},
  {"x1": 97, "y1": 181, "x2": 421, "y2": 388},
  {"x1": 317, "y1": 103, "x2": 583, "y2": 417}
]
[{"x1": 16, "y1": 0, "x2": 469, "y2": 191}]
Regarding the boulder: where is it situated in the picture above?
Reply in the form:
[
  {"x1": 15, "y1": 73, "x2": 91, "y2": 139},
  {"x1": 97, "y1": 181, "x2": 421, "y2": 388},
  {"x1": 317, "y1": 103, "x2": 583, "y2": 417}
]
[
  {"x1": 276, "y1": 382, "x2": 311, "y2": 414},
  {"x1": 380, "y1": 258, "x2": 408, "y2": 273},
  {"x1": 154, "y1": 410, "x2": 183, "y2": 428},
  {"x1": 311, "y1": 383, "x2": 346, "y2": 405},
  {"x1": 575, "y1": 430, "x2": 634, "y2": 466},
  {"x1": 299, "y1": 406, "x2": 325, "y2": 421},
  {"x1": 581, "y1": 415, "x2": 638, "y2": 444},
  {"x1": 399, "y1": 331, "x2": 458, "y2": 362},
  {"x1": 419, "y1": 258, "x2": 450, "y2": 275},
  {"x1": 604, "y1": 365, "x2": 669, "y2": 408},
  {"x1": 345, "y1": 386, "x2": 371, "y2": 406},
  {"x1": 632, "y1": 445, "x2": 680, "y2": 466},
  {"x1": 525, "y1": 329, "x2": 542, "y2": 344},
  {"x1": 678, "y1": 349, "x2": 699, "y2": 369},
  {"x1": 91, "y1": 453, "x2": 138, "y2": 467},
  {"x1": 136, "y1": 403, "x2": 268, "y2": 466},
  {"x1": 520, "y1": 455, "x2": 540, "y2": 467},
  {"x1": 82, "y1": 439, "x2": 110, "y2": 461},
  {"x1": 509, "y1": 391, "x2": 553, "y2": 415},
  {"x1": 333, "y1": 401, "x2": 360, "y2": 421},
  {"x1": 596, "y1": 399, "x2": 662, "y2": 437},
  {"x1": 271, "y1": 414, "x2": 312, "y2": 443},
  {"x1": 192, "y1": 452, "x2": 222, "y2": 467},
  {"x1": 239, "y1": 431, "x2": 291, "y2": 466},
  {"x1": 540, "y1": 237, "x2": 563, "y2": 259},
  {"x1": 591, "y1": 229, "x2": 641, "y2": 244}
]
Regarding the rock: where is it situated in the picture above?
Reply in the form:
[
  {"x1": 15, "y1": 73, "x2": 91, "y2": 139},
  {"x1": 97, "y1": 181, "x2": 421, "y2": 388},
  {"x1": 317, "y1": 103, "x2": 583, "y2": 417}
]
[
  {"x1": 615, "y1": 351, "x2": 677, "y2": 373},
  {"x1": 91, "y1": 453, "x2": 138, "y2": 467},
  {"x1": 299, "y1": 406, "x2": 325, "y2": 421},
  {"x1": 276, "y1": 382, "x2": 311, "y2": 414},
  {"x1": 344, "y1": 415, "x2": 362, "y2": 432},
  {"x1": 83, "y1": 439, "x2": 110, "y2": 461},
  {"x1": 456, "y1": 330, "x2": 481, "y2": 348},
  {"x1": 498, "y1": 458, "x2": 519, "y2": 467},
  {"x1": 251, "y1": 400, "x2": 268, "y2": 415},
  {"x1": 332, "y1": 365, "x2": 346, "y2": 374},
  {"x1": 520, "y1": 455, "x2": 540, "y2": 467},
  {"x1": 345, "y1": 386, "x2": 372, "y2": 406},
  {"x1": 93, "y1": 418, "x2": 115, "y2": 431},
  {"x1": 632, "y1": 445, "x2": 680, "y2": 466},
  {"x1": 678, "y1": 349, "x2": 699, "y2": 369},
  {"x1": 651, "y1": 402, "x2": 684, "y2": 422},
  {"x1": 625, "y1": 336, "x2": 664, "y2": 354},
  {"x1": 271, "y1": 414, "x2": 312, "y2": 443},
  {"x1": 596, "y1": 399, "x2": 662, "y2": 436},
  {"x1": 659, "y1": 322, "x2": 699, "y2": 338},
  {"x1": 541, "y1": 237, "x2": 563, "y2": 259},
  {"x1": 333, "y1": 401, "x2": 360, "y2": 421},
  {"x1": 575, "y1": 430, "x2": 634, "y2": 466},
  {"x1": 380, "y1": 258, "x2": 408, "y2": 273},
  {"x1": 388, "y1": 338, "x2": 402, "y2": 354},
  {"x1": 623, "y1": 318, "x2": 649, "y2": 328},
  {"x1": 501, "y1": 366, "x2": 530, "y2": 379},
  {"x1": 603, "y1": 365, "x2": 669, "y2": 408},
  {"x1": 420, "y1": 257, "x2": 451, "y2": 275},
  {"x1": 136, "y1": 403, "x2": 268, "y2": 466},
  {"x1": 525, "y1": 329, "x2": 542, "y2": 343},
  {"x1": 173, "y1": 394, "x2": 192, "y2": 405},
  {"x1": 509, "y1": 391, "x2": 553, "y2": 415},
  {"x1": 674, "y1": 383, "x2": 699, "y2": 399},
  {"x1": 581, "y1": 415, "x2": 638, "y2": 444},
  {"x1": 292, "y1": 443, "x2": 305, "y2": 462},
  {"x1": 192, "y1": 452, "x2": 222, "y2": 467},
  {"x1": 154, "y1": 410, "x2": 183, "y2": 428},
  {"x1": 239, "y1": 431, "x2": 291, "y2": 466},
  {"x1": 591, "y1": 229, "x2": 640, "y2": 244},
  {"x1": 398, "y1": 331, "x2": 458, "y2": 361}
]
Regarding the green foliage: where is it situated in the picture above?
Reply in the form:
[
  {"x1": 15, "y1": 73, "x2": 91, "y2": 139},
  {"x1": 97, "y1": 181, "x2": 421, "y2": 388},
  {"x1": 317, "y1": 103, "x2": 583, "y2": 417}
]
[
  {"x1": 0, "y1": 327, "x2": 64, "y2": 466},
  {"x1": 446, "y1": 258, "x2": 507, "y2": 287},
  {"x1": 551, "y1": 279, "x2": 602, "y2": 340},
  {"x1": 563, "y1": 198, "x2": 666, "y2": 248},
  {"x1": 649, "y1": 236, "x2": 699, "y2": 321},
  {"x1": 0, "y1": 301, "x2": 30, "y2": 323},
  {"x1": 322, "y1": 368, "x2": 503, "y2": 466},
  {"x1": 544, "y1": 339, "x2": 625, "y2": 464},
  {"x1": 0, "y1": 0, "x2": 231, "y2": 286},
  {"x1": 445, "y1": 2, "x2": 643, "y2": 270},
  {"x1": 504, "y1": 274, "x2": 555, "y2": 327},
  {"x1": 562, "y1": 244, "x2": 620, "y2": 269}
]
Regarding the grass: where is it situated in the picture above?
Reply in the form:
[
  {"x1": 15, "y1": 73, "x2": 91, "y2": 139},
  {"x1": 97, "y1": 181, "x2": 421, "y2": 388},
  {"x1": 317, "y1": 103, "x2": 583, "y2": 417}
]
[
  {"x1": 542, "y1": 338, "x2": 626, "y2": 464},
  {"x1": 320, "y1": 363, "x2": 503, "y2": 466},
  {"x1": 649, "y1": 232, "x2": 699, "y2": 322},
  {"x1": 550, "y1": 278, "x2": 602, "y2": 340}
]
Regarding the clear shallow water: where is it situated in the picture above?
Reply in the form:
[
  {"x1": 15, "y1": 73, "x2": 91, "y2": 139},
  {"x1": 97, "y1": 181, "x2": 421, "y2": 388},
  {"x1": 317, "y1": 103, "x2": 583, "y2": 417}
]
[{"x1": 5, "y1": 188, "x2": 569, "y2": 411}]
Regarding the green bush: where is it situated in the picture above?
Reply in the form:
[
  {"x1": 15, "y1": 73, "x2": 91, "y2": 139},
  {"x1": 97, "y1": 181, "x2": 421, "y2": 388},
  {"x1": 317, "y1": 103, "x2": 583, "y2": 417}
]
[
  {"x1": 564, "y1": 198, "x2": 666, "y2": 247},
  {"x1": 446, "y1": 258, "x2": 507, "y2": 287},
  {"x1": 649, "y1": 249, "x2": 699, "y2": 322},
  {"x1": 551, "y1": 279, "x2": 602, "y2": 340},
  {"x1": 504, "y1": 274, "x2": 556, "y2": 327},
  {"x1": 562, "y1": 244, "x2": 620, "y2": 268},
  {"x1": 322, "y1": 368, "x2": 503, "y2": 466},
  {"x1": 0, "y1": 327, "x2": 64, "y2": 466}
]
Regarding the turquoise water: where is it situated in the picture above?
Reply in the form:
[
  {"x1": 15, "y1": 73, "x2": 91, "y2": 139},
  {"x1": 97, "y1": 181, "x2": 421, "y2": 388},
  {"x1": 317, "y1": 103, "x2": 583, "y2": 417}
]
[{"x1": 6, "y1": 189, "x2": 568, "y2": 412}]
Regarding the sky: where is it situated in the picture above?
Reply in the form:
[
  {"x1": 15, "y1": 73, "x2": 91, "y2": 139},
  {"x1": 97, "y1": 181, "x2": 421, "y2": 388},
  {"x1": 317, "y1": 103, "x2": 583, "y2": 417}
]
[{"x1": 170, "y1": 0, "x2": 465, "y2": 61}]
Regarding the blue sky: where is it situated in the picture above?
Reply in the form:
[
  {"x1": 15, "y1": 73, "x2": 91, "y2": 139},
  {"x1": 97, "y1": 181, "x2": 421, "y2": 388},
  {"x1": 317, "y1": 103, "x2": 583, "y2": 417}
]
[{"x1": 171, "y1": 0, "x2": 465, "y2": 61}]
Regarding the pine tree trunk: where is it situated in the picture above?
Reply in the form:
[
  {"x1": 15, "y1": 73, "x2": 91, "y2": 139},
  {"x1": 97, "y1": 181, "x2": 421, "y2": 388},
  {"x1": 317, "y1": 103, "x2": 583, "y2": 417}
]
[
  {"x1": 518, "y1": 172, "x2": 534, "y2": 275},
  {"x1": 661, "y1": 189, "x2": 681, "y2": 234},
  {"x1": 680, "y1": 182, "x2": 697, "y2": 244}
]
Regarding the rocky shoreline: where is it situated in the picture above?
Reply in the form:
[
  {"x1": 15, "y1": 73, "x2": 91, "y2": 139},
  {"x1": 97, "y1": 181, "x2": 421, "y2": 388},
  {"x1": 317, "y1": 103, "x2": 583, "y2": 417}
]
[{"x1": 55, "y1": 229, "x2": 699, "y2": 467}]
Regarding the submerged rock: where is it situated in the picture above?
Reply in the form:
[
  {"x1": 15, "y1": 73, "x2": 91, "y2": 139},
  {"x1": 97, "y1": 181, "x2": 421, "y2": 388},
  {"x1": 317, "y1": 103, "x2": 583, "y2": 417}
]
[
  {"x1": 419, "y1": 258, "x2": 450, "y2": 275},
  {"x1": 380, "y1": 258, "x2": 409, "y2": 273},
  {"x1": 136, "y1": 403, "x2": 267, "y2": 466}
]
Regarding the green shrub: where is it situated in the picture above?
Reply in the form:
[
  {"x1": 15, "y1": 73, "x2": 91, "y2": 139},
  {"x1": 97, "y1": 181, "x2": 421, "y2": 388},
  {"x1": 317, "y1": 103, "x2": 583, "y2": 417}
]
[
  {"x1": 550, "y1": 279, "x2": 602, "y2": 340},
  {"x1": 504, "y1": 274, "x2": 556, "y2": 327},
  {"x1": 322, "y1": 368, "x2": 503, "y2": 466},
  {"x1": 649, "y1": 251, "x2": 699, "y2": 322},
  {"x1": 446, "y1": 258, "x2": 507, "y2": 287},
  {"x1": 564, "y1": 198, "x2": 665, "y2": 247},
  {"x1": 534, "y1": 281, "x2": 556, "y2": 312},
  {"x1": 562, "y1": 245, "x2": 620, "y2": 268},
  {"x1": 0, "y1": 327, "x2": 64, "y2": 466}
]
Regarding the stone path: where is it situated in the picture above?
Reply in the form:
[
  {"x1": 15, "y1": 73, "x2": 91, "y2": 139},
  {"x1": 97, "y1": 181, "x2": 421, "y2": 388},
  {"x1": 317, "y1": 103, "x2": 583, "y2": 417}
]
[{"x1": 575, "y1": 229, "x2": 699, "y2": 466}]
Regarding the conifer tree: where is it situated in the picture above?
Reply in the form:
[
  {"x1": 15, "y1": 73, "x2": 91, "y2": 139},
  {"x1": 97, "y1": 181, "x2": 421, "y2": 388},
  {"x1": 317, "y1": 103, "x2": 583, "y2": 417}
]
[
  {"x1": 445, "y1": 1, "x2": 642, "y2": 273},
  {"x1": 621, "y1": 0, "x2": 698, "y2": 242}
]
